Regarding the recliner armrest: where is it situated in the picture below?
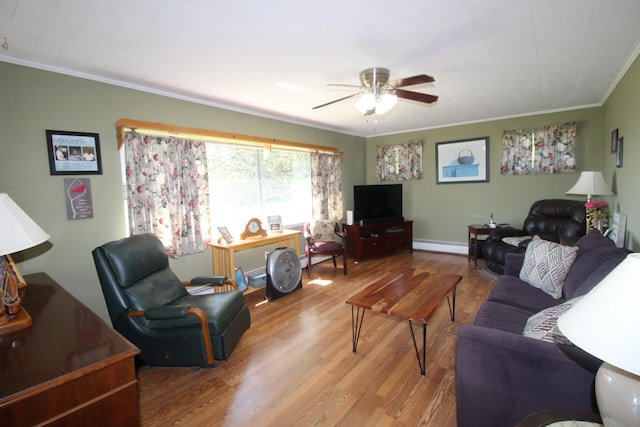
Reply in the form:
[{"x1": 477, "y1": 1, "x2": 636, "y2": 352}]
[
  {"x1": 144, "y1": 305, "x2": 191, "y2": 320},
  {"x1": 487, "y1": 227, "x2": 524, "y2": 241},
  {"x1": 190, "y1": 276, "x2": 228, "y2": 285}
]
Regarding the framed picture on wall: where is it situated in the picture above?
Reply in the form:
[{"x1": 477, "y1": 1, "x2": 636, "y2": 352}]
[
  {"x1": 616, "y1": 137, "x2": 624, "y2": 168},
  {"x1": 611, "y1": 128, "x2": 619, "y2": 153},
  {"x1": 46, "y1": 130, "x2": 102, "y2": 175},
  {"x1": 435, "y1": 137, "x2": 489, "y2": 184}
]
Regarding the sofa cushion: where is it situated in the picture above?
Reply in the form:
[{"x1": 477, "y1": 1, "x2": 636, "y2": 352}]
[
  {"x1": 523, "y1": 296, "x2": 582, "y2": 345},
  {"x1": 562, "y1": 230, "x2": 630, "y2": 299},
  {"x1": 473, "y1": 301, "x2": 534, "y2": 334},
  {"x1": 311, "y1": 220, "x2": 341, "y2": 243},
  {"x1": 520, "y1": 236, "x2": 578, "y2": 299},
  {"x1": 487, "y1": 275, "x2": 560, "y2": 313}
]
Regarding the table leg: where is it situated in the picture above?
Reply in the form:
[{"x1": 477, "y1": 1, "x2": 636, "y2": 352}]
[
  {"x1": 446, "y1": 287, "x2": 457, "y2": 321},
  {"x1": 351, "y1": 306, "x2": 366, "y2": 352},
  {"x1": 408, "y1": 321, "x2": 427, "y2": 376}
]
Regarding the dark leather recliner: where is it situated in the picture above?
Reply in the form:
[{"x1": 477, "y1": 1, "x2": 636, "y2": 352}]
[
  {"x1": 482, "y1": 199, "x2": 586, "y2": 274},
  {"x1": 92, "y1": 233, "x2": 251, "y2": 367}
]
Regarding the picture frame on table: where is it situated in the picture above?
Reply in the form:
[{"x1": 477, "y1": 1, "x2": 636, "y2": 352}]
[
  {"x1": 46, "y1": 130, "x2": 102, "y2": 175},
  {"x1": 435, "y1": 137, "x2": 489, "y2": 184},
  {"x1": 611, "y1": 128, "x2": 619, "y2": 153},
  {"x1": 234, "y1": 267, "x2": 248, "y2": 292},
  {"x1": 267, "y1": 215, "x2": 283, "y2": 232},
  {"x1": 609, "y1": 213, "x2": 627, "y2": 248},
  {"x1": 217, "y1": 226, "x2": 234, "y2": 244}
]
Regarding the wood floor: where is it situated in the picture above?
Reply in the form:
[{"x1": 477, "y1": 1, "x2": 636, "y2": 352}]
[{"x1": 137, "y1": 251, "x2": 494, "y2": 427}]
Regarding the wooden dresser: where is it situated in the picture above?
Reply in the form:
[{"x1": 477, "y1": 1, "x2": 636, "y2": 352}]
[{"x1": 0, "y1": 273, "x2": 140, "y2": 426}]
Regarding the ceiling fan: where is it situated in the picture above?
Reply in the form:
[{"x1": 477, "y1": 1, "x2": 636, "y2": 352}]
[{"x1": 313, "y1": 67, "x2": 438, "y2": 116}]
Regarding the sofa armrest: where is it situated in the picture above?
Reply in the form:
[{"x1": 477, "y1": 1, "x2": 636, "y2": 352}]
[
  {"x1": 456, "y1": 325, "x2": 601, "y2": 427},
  {"x1": 504, "y1": 253, "x2": 525, "y2": 276}
]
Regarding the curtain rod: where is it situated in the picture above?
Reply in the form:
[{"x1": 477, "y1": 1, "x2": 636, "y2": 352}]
[{"x1": 116, "y1": 118, "x2": 343, "y2": 158}]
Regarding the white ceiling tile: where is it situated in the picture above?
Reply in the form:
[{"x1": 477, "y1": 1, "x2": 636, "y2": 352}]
[
  {"x1": 12, "y1": 0, "x2": 83, "y2": 37},
  {"x1": 2, "y1": 0, "x2": 640, "y2": 136}
]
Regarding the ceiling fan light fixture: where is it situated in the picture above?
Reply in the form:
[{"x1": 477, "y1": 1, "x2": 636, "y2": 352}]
[
  {"x1": 375, "y1": 92, "x2": 397, "y2": 115},
  {"x1": 355, "y1": 91, "x2": 376, "y2": 114},
  {"x1": 354, "y1": 90, "x2": 397, "y2": 116}
]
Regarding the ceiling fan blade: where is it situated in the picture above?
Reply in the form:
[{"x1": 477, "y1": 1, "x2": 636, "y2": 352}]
[
  {"x1": 389, "y1": 74, "x2": 435, "y2": 88},
  {"x1": 327, "y1": 83, "x2": 361, "y2": 88},
  {"x1": 395, "y1": 89, "x2": 438, "y2": 104},
  {"x1": 312, "y1": 93, "x2": 359, "y2": 110}
]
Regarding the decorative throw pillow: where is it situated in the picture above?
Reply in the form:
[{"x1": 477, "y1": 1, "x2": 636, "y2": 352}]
[
  {"x1": 519, "y1": 235, "x2": 579, "y2": 299},
  {"x1": 523, "y1": 296, "x2": 582, "y2": 346},
  {"x1": 312, "y1": 220, "x2": 341, "y2": 243},
  {"x1": 502, "y1": 236, "x2": 532, "y2": 247}
]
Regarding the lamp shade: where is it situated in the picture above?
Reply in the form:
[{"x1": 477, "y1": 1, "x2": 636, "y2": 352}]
[
  {"x1": 0, "y1": 193, "x2": 49, "y2": 256},
  {"x1": 558, "y1": 253, "x2": 640, "y2": 376},
  {"x1": 566, "y1": 171, "x2": 614, "y2": 198}
]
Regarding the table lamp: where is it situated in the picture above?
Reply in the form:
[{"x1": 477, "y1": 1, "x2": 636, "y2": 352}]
[
  {"x1": 0, "y1": 193, "x2": 49, "y2": 333},
  {"x1": 558, "y1": 253, "x2": 640, "y2": 427},
  {"x1": 566, "y1": 171, "x2": 614, "y2": 202}
]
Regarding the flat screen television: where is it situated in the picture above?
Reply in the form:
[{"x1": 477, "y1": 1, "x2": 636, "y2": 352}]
[{"x1": 353, "y1": 184, "x2": 403, "y2": 225}]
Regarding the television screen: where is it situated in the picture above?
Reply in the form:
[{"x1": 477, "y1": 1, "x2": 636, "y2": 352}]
[{"x1": 353, "y1": 184, "x2": 403, "y2": 224}]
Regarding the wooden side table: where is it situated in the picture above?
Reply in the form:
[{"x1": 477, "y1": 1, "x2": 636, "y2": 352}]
[
  {"x1": 468, "y1": 224, "x2": 491, "y2": 266},
  {"x1": 0, "y1": 273, "x2": 140, "y2": 426},
  {"x1": 209, "y1": 229, "x2": 301, "y2": 278}
]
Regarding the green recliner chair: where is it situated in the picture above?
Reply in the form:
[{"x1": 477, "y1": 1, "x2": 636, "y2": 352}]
[{"x1": 92, "y1": 233, "x2": 251, "y2": 367}]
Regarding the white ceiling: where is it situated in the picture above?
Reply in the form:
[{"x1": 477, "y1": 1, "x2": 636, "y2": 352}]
[{"x1": 2, "y1": 0, "x2": 640, "y2": 137}]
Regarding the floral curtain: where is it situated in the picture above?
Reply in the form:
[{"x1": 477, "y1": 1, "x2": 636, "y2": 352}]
[
  {"x1": 310, "y1": 152, "x2": 343, "y2": 221},
  {"x1": 123, "y1": 130, "x2": 211, "y2": 257},
  {"x1": 376, "y1": 140, "x2": 423, "y2": 181},
  {"x1": 500, "y1": 122, "x2": 577, "y2": 175}
]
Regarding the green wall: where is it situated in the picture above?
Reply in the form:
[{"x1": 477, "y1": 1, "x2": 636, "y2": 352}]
[
  {"x1": 366, "y1": 108, "x2": 604, "y2": 245},
  {"x1": 602, "y1": 54, "x2": 640, "y2": 251},
  {"x1": 0, "y1": 62, "x2": 365, "y2": 320},
  {"x1": 2, "y1": 53, "x2": 639, "y2": 321}
]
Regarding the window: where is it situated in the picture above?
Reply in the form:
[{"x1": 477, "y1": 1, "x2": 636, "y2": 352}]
[
  {"x1": 118, "y1": 119, "x2": 342, "y2": 257},
  {"x1": 206, "y1": 144, "x2": 312, "y2": 236}
]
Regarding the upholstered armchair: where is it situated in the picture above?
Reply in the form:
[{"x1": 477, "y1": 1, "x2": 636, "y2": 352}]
[
  {"x1": 303, "y1": 220, "x2": 347, "y2": 277},
  {"x1": 92, "y1": 233, "x2": 251, "y2": 367},
  {"x1": 482, "y1": 199, "x2": 586, "y2": 274}
]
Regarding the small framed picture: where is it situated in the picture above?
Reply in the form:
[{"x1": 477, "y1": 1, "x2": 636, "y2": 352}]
[
  {"x1": 616, "y1": 137, "x2": 624, "y2": 168},
  {"x1": 46, "y1": 130, "x2": 102, "y2": 175},
  {"x1": 217, "y1": 226, "x2": 233, "y2": 244},
  {"x1": 267, "y1": 215, "x2": 283, "y2": 232},
  {"x1": 234, "y1": 267, "x2": 248, "y2": 292},
  {"x1": 435, "y1": 137, "x2": 489, "y2": 184},
  {"x1": 611, "y1": 129, "x2": 619, "y2": 153}
]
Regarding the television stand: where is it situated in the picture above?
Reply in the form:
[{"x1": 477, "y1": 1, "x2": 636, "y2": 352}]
[{"x1": 343, "y1": 220, "x2": 413, "y2": 261}]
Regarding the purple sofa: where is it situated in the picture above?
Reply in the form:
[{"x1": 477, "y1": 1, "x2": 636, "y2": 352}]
[{"x1": 456, "y1": 231, "x2": 630, "y2": 427}]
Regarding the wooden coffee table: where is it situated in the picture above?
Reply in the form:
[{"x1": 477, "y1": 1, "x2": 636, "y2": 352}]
[{"x1": 345, "y1": 267, "x2": 462, "y2": 375}]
